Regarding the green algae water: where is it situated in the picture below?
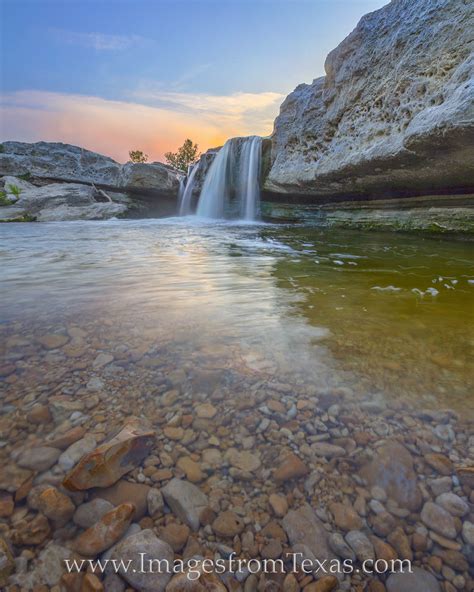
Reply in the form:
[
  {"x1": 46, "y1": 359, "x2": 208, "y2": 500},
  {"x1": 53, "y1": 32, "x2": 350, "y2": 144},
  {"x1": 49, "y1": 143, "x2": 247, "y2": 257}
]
[{"x1": 1, "y1": 218, "x2": 473, "y2": 415}]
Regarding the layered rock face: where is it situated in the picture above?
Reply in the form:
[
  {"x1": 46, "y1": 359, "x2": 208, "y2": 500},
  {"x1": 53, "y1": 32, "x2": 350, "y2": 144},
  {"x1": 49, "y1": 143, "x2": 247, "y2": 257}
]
[
  {"x1": 0, "y1": 141, "x2": 182, "y2": 195},
  {"x1": 265, "y1": 0, "x2": 474, "y2": 199}
]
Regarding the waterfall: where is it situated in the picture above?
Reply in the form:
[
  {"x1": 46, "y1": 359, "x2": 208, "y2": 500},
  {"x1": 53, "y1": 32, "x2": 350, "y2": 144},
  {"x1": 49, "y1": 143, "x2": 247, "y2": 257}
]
[
  {"x1": 178, "y1": 164, "x2": 198, "y2": 216},
  {"x1": 196, "y1": 136, "x2": 262, "y2": 220}
]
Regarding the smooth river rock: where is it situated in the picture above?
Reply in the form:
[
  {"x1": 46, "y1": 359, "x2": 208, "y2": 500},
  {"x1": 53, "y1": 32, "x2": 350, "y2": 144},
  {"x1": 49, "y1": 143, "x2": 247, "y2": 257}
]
[
  {"x1": 386, "y1": 567, "x2": 441, "y2": 592},
  {"x1": 111, "y1": 529, "x2": 174, "y2": 592},
  {"x1": 161, "y1": 478, "x2": 209, "y2": 531}
]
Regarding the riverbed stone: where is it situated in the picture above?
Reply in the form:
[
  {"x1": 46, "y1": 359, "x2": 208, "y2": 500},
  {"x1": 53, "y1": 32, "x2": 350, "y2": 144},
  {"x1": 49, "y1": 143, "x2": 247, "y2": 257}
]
[
  {"x1": 212, "y1": 511, "x2": 245, "y2": 538},
  {"x1": 161, "y1": 478, "x2": 208, "y2": 531},
  {"x1": 345, "y1": 530, "x2": 375, "y2": 562},
  {"x1": 72, "y1": 503, "x2": 135, "y2": 556},
  {"x1": 73, "y1": 498, "x2": 115, "y2": 528},
  {"x1": 274, "y1": 453, "x2": 309, "y2": 483},
  {"x1": 92, "y1": 479, "x2": 150, "y2": 519},
  {"x1": 420, "y1": 502, "x2": 457, "y2": 539},
  {"x1": 63, "y1": 421, "x2": 155, "y2": 490},
  {"x1": 0, "y1": 538, "x2": 14, "y2": 587},
  {"x1": 17, "y1": 446, "x2": 61, "y2": 472},
  {"x1": 329, "y1": 502, "x2": 363, "y2": 531},
  {"x1": 225, "y1": 448, "x2": 261, "y2": 473},
  {"x1": 37, "y1": 486, "x2": 75, "y2": 526},
  {"x1": 386, "y1": 567, "x2": 441, "y2": 592},
  {"x1": 282, "y1": 504, "x2": 336, "y2": 566},
  {"x1": 110, "y1": 529, "x2": 174, "y2": 592},
  {"x1": 435, "y1": 492, "x2": 469, "y2": 517},
  {"x1": 360, "y1": 441, "x2": 422, "y2": 511}
]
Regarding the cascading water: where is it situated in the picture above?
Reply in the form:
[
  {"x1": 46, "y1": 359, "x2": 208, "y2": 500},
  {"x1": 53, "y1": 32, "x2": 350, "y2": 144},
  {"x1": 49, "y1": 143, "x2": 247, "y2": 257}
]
[
  {"x1": 178, "y1": 164, "x2": 199, "y2": 216},
  {"x1": 196, "y1": 136, "x2": 262, "y2": 220}
]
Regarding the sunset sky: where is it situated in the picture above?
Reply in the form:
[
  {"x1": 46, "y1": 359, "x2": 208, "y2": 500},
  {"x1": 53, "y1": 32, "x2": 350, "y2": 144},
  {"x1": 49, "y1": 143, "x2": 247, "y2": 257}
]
[{"x1": 1, "y1": 0, "x2": 386, "y2": 163}]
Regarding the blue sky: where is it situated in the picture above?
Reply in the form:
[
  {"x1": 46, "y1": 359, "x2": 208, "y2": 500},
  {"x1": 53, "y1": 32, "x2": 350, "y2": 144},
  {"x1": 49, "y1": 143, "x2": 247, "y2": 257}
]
[{"x1": 1, "y1": 0, "x2": 387, "y2": 161}]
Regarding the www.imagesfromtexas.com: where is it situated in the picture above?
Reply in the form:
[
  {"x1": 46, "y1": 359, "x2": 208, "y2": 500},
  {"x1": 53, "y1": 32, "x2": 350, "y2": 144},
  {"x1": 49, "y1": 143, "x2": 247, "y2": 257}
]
[{"x1": 65, "y1": 553, "x2": 413, "y2": 581}]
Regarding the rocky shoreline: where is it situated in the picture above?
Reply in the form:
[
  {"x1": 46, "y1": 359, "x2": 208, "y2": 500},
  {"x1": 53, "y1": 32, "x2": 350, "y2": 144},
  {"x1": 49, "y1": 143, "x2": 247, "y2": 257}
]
[{"x1": 1, "y1": 317, "x2": 473, "y2": 591}]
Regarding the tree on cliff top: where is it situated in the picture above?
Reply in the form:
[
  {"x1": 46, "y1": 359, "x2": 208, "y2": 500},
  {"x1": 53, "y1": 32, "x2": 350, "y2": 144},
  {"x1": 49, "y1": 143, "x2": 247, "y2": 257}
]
[
  {"x1": 129, "y1": 150, "x2": 148, "y2": 163},
  {"x1": 165, "y1": 139, "x2": 200, "y2": 172}
]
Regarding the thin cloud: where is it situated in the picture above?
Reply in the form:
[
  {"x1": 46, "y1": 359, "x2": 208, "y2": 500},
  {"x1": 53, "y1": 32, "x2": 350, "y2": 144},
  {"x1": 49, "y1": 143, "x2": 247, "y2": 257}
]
[
  {"x1": 50, "y1": 28, "x2": 151, "y2": 51},
  {"x1": 0, "y1": 90, "x2": 283, "y2": 163}
]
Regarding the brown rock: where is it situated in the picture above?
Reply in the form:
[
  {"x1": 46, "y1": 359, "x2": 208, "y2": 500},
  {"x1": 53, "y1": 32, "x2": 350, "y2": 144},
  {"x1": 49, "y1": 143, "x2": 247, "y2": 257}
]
[
  {"x1": 63, "y1": 421, "x2": 155, "y2": 491},
  {"x1": 212, "y1": 511, "x2": 245, "y2": 538},
  {"x1": 164, "y1": 426, "x2": 184, "y2": 440},
  {"x1": 47, "y1": 426, "x2": 86, "y2": 450},
  {"x1": 61, "y1": 572, "x2": 85, "y2": 592},
  {"x1": 274, "y1": 453, "x2": 309, "y2": 483},
  {"x1": 92, "y1": 479, "x2": 150, "y2": 519},
  {"x1": 261, "y1": 538, "x2": 282, "y2": 559},
  {"x1": 166, "y1": 567, "x2": 226, "y2": 591},
  {"x1": 0, "y1": 538, "x2": 14, "y2": 587},
  {"x1": 329, "y1": 502, "x2": 363, "y2": 531},
  {"x1": 367, "y1": 581, "x2": 386, "y2": 592},
  {"x1": 304, "y1": 575, "x2": 338, "y2": 592},
  {"x1": 160, "y1": 522, "x2": 190, "y2": 552},
  {"x1": 387, "y1": 527, "x2": 413, "y2": 561},
  {"x1": 195, "y1": 403, "x2": 217, "y2": 419},
  {"x1": 360, "y1": 441, "x2": 422, "y2": 511},
  {"x1": 177, "y1": 457, "x2": 205, "y2": 483},
  {"x1": 456, "y1": 466, "x2": 474, "y2": 489},
  {"x1": 0, "y1": 464, "x2": 33, "y2": 493},
  {"x1": 283, "y1": 573, "x2": 300, "y2": 592},
  {"x1": 269, "y1": 493, "x2": 288, "y2": 518},
  {"x1": 72, "y1": 503, "x2": 135, "y2": 556},
  {"x1": 82, "y1": 573, "x2": 104, "y2": 592},
  {"x1": 38, "y1": 486, "x2": 75, "y2": 526},
  {"x1": 37, "y1": 333, "x2": 70, "y2": 349},
  {"x1": 369, "y1": 536, "x2": 398, "y2": 562},
  {"x1": 424, "y1": 453, "x2": 454, "y2": 477},
  {"x1": 27, "y1": 404, "x2": 52, "y2": 425},
  {"x1": 0, "y1": 494, "x2": 14, "y2": 518},
  {"x1": 12, "y1": 513, "x2": 50, "y2": 546},
  {"x1": 369, "y1": 511, "x2": 396, "y2": 537}
]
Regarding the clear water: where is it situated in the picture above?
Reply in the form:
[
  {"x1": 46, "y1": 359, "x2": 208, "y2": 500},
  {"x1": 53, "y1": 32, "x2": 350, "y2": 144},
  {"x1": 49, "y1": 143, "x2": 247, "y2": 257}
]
[{"x1": 1, "y1": 218, "x2": 473, "y2": 414}]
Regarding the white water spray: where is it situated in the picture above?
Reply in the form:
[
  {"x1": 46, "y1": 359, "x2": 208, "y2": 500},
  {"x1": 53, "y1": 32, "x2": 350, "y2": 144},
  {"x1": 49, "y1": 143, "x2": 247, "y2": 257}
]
[
  {"x1": 196, "y1": 136, "x2": 262, "y2": 220},
  {"x1": 178, "y1": 165, "x2": 199, "y2": 216}
]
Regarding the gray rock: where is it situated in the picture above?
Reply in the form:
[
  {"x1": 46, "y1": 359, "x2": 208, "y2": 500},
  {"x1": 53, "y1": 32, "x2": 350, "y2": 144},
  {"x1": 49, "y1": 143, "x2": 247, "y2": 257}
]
[
  {"x1": 0, "y1": 141, "x2": 181, "y2": 195},
  {"x1": 265, "y1": 0, "x2": 474, "y2": 200},
  {"x1": 360, "y1": 440, "x2": 422, "y2": 511},
  {"x1": 147, "y1": 488, "x2": 164, "y2": 517},
  {"x1": 0, "y1": 178, "x2": 127, "y2": 222},
  {"x1": 345, "y1": 530, "x2": 375, "y2": 562},
  {"x1": 161, "y1": 478, "x2": 208, "y2": 531},
  {"x1": 328, "y1": 532, "x2": 356, "y2": 560},
  {"x1": 111, "y1": 529, "x2": 174, "y2": 592},
  {"x1": 429, "y1": 477, "x2": 452, "y2": 497},
  {"x1": 462, "y1": 521, "x2": 474, "y2": 545},
  {"x1": 17, "y1": 446, "x2": 61, "y2": 472},
  {"x1": 58, "y1": 435, "x2": 97, "y2": 471},
  {"x1": 73, "y1": 498, "x2": 115, "y2": 528},
  {"x1": 103, "y1": 573, "x2": 126, "y2": 592},
  {"x1": 282, "y1": 504, "x2": 337, "y2": 568},
  {"x1": 9, "y1": 543, "x2": 73, "y2": 588},
  {"x1": 435, "y1": 492, "x2": 469, "y2": 517},
  {"x1": 311, "y1": 442, "x2": 346, "y2": 458},
  {"x1": 386, "y1": 567, "x2": 441, "y2": 592},
  {"x1": 420, "y1": 501, "x2": 457, "y2": 539}
]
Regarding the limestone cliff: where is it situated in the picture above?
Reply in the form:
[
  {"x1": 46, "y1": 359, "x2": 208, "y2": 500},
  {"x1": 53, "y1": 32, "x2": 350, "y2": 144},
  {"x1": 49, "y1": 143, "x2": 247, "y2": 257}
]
[{"x1": 265, "y1": 0, "x2": 474, "y2": 199}]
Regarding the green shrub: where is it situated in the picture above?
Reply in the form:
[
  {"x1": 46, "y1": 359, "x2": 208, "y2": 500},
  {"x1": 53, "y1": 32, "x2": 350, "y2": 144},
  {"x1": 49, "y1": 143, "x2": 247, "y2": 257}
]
[{"x1": 0, "y1": 191, "x2": 14, "y2": 206}]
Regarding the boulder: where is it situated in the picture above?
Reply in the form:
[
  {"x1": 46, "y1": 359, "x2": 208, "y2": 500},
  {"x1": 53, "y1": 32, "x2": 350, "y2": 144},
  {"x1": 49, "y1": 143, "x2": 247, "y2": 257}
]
[
  {"x1": 0, "y1": 141, "x2": 181, "y2": 195},
  {"x1": 0, "y1": 178, "x2": 128, "y2": 222},
  {"x1": 63, "y1": 421, "x2": 155, "y2": 491},
  {"x1": 265, "y1": 0, "x2": 474, "y2": 200}
]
